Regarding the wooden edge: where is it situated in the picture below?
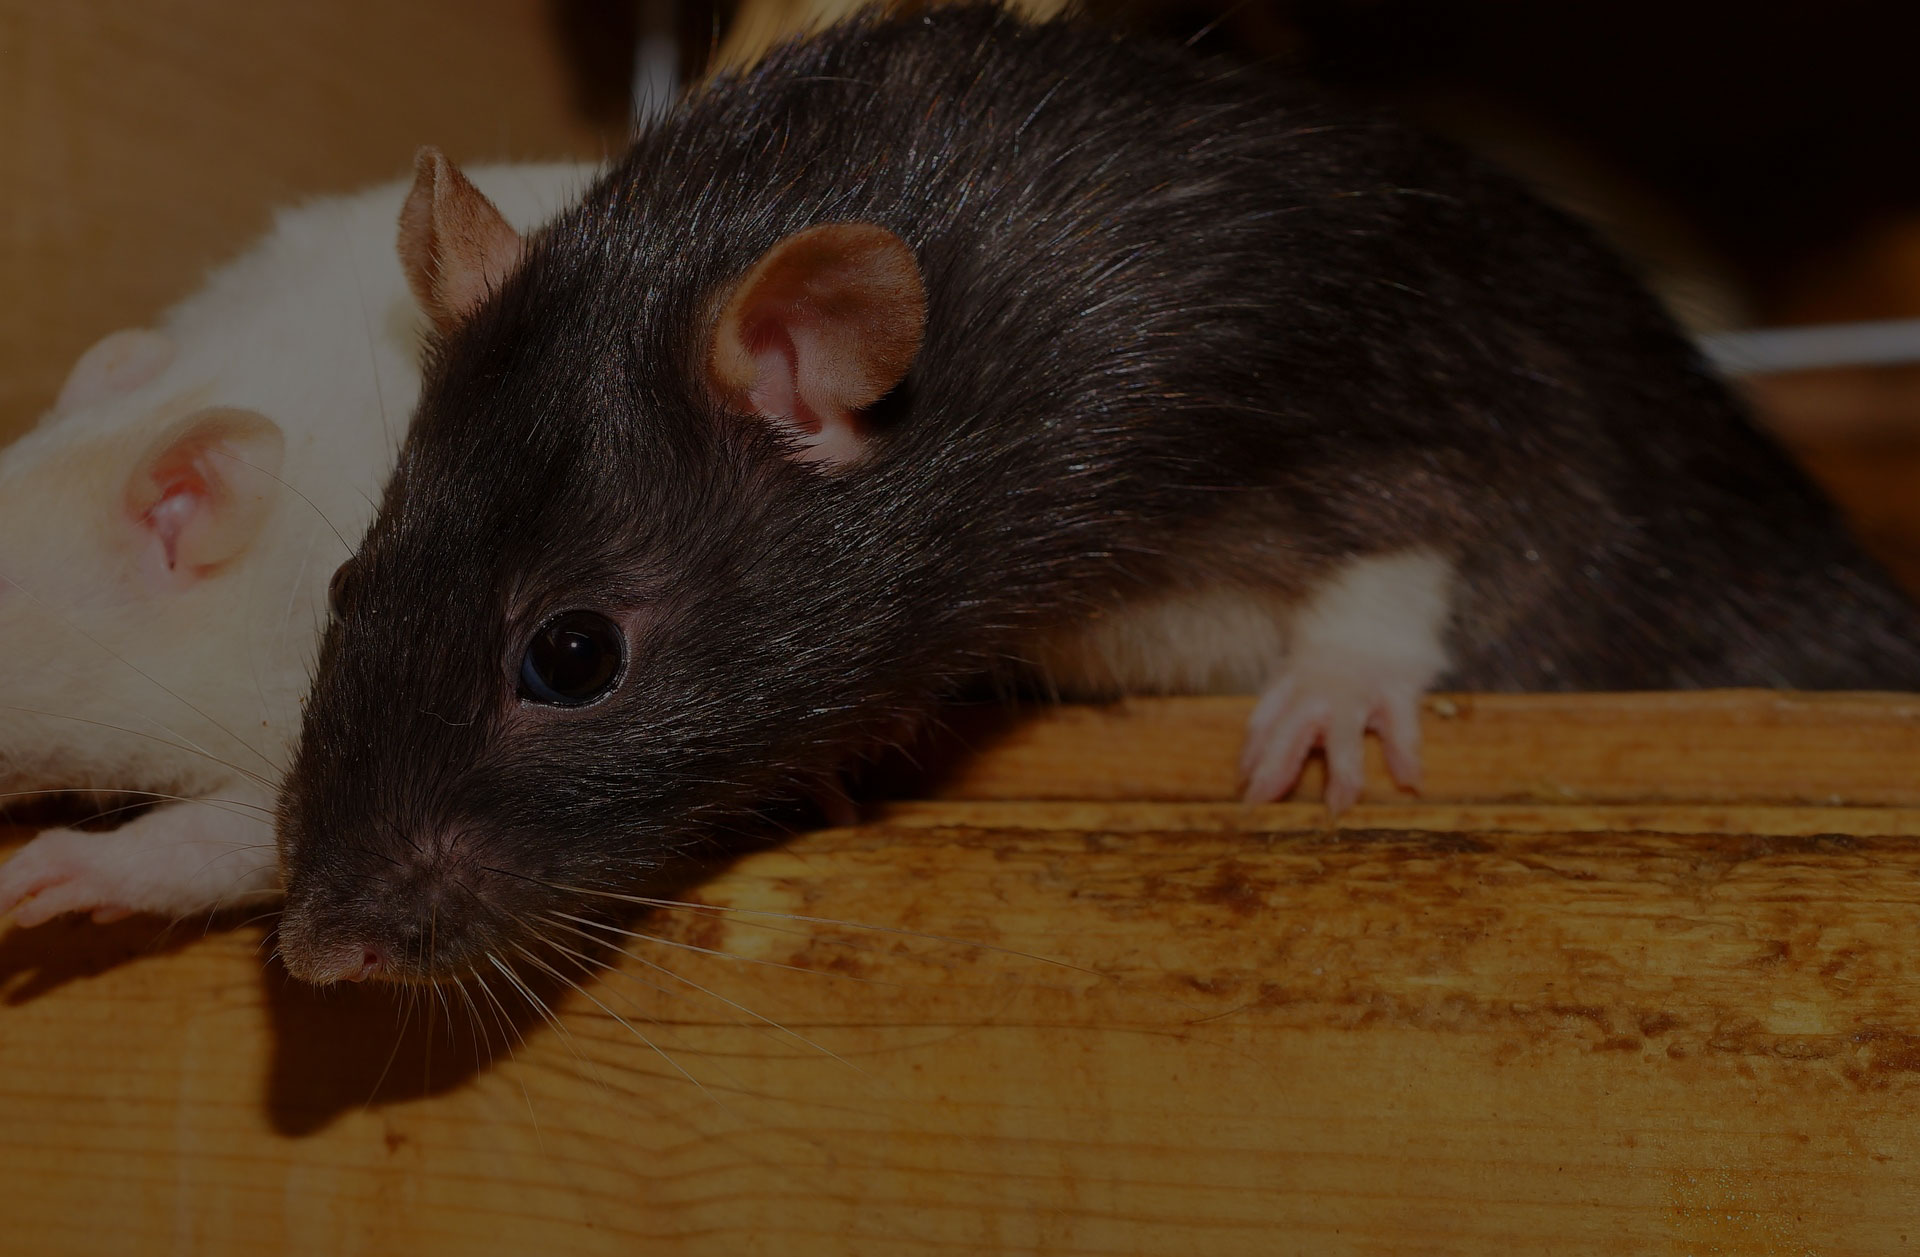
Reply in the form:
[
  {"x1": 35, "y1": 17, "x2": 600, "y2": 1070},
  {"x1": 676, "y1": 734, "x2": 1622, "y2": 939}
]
[
  {"x1": 864, "y1": 799, "x2": 1920, "y2": 837},
  {"x1": 901, "y1": 690, "x2": 1920, "y2": 806}
]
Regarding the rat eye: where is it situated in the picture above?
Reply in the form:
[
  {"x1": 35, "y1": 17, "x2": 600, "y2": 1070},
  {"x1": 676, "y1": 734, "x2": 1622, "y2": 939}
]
[
  {"x1": 327, "y1": 561, "x2": 355, "y2": 617},
  {"x1": 519, "y1": 610, "x2": 625, "y2": 706}
]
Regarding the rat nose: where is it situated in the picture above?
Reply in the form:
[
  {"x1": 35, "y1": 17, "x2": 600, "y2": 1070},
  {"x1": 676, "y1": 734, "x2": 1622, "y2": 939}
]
[
  {"x1": 279, "y1": 821, "x2": 534, "y2": 984},
  {"x1": 289, "y1": 941, "x2": 387, "y2": 984},
  {"x1": 340, "y1": 947, "x2": 385, "y2": 982}
]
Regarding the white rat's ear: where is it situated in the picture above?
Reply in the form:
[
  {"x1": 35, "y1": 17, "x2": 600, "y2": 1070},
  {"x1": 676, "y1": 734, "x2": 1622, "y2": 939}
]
[
  {"x1": 56, "y1": 329, "x2": 175, "y2": 411},
  {"x1": 707, "y1": 222, "x2": 925, "y2": 467},
  {"x1": 124, "y1": 407, "x2": 286, "y2": 583},
  {"x1": 397, "y1": 146, "x2": 525, "y2": 333}
]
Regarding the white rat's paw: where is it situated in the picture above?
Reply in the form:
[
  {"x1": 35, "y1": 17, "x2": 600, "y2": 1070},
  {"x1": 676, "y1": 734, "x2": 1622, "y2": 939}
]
[
  {"x1": 1238, "y1": 661, "x2": 1426, "y2": 812},
  {"x1": 1238, "y1": 550, "x2": 1452, "y2": 813},
  {"x1": 0, "y1": 828, "x2": 153, "y2": 926},
  {"x1": 0, "y1": 795, "x2": 281, "y2": 928}
]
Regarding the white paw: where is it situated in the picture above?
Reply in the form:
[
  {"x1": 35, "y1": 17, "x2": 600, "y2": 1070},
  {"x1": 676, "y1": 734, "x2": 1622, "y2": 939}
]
[
  {"x1": 1239, "y1": 549, "x2": 1451, "y2": 812},
  {"x1": 0, "y1": 828, "x2": 146, "y2": 927},
  {"x1": 0, "y1": 791, "x2": 281, "y2": 928},
  {"x1": 1238, "y1": 660, "x2": 1427, "y2": 812}
]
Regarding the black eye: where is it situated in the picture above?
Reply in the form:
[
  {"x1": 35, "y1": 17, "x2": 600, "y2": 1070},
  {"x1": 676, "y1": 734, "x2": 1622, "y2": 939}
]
[
  {"x1": 520, "y1": 610, "x2": 625, "y2": 706},
  {"x1": 327, "y1": 561, "x2": 355, "y2": 616}
]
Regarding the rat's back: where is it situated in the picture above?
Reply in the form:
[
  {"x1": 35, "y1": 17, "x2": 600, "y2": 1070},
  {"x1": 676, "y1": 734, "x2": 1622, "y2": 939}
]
[{"x1": 561, "y1": 5, "x2": 1920, "y2": 693}]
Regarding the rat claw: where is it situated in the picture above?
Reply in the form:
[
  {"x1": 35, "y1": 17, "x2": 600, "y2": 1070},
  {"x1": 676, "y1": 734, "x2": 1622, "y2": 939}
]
[
  {"x1": 1240, "y1": 677, "x2": 1296, "y2": 779},
  {"x1": 1322, "y1": 711, "x2": 1366, "y2": 814},
  {"x1": 1369, "y1": 693, "x2": 1425, "y2": 793},
  {"x1": 1239, "y1": 657, "x2": 1434, "y2": 808},
  {"x1": 1240, "y1": 693, "x2": 1329, "y2": 803}
]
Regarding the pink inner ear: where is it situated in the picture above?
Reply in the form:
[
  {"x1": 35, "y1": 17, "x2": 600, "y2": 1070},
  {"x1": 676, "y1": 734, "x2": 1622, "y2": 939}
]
[
  {"x1": 707, "y1": 222, "x2": 926, "y2": 469},
  {"x1": 137, "y1": 462, "x2": 212, "y2": 575},
  {"x1": 744, "y1": 328, "x2": 810, "y2": 433},
  {"x1": 124, "y1": 407, "x2": 285, "y2": 586}
]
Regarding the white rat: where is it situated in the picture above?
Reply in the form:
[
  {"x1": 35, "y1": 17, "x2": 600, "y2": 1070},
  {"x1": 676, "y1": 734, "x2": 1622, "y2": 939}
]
[{"x1": 0, "y1": 162, "x2": 595, "y2": 927}]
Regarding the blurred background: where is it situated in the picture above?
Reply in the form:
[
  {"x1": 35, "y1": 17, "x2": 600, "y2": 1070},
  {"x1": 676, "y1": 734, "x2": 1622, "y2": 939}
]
[{"x1": 3, "y1": 0, "x2": 1916, "y2": 587}]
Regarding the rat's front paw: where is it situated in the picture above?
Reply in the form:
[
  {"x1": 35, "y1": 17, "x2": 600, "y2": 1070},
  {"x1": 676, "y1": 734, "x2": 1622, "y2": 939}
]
[
  {"x1": 0, "y1": 829, "x2": 146, "y2": 926},
  {"x1": 1238, "y1": 662, "x2": 1426, "y2": 812},
  {"x1": 0, "y1": 794, "x2": 280, "y2": 928}
]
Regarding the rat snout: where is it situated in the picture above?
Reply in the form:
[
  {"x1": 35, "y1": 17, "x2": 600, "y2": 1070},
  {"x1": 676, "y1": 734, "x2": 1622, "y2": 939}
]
[
  {"x1": 278, "y1": 825, "x2": 535, "y2": 986},
  {"x1": 282, "y1": 935, "x2": 387, "y2": 985}
]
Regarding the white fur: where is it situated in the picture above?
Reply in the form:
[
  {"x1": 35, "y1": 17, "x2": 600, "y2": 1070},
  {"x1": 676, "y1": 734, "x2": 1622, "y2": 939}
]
[
  {"x1": 1032, "y1": 550, "x2": 1454, "y2": 809},
  {"x1": 1032, "y1": 552, "x2": 1453, "y2": 703},
  {"x1": 1030, "y1": 586, "x2": 1296, "y2": 697},
  {"x1": 0, "y1": 162, "x2": 596, "y2": 919},
  {"x1": 1287, "y1": 549, "x2": 1453, "y2": 685},
  {"x1": 1242, "y1": 549, "x2": 1455, "y2": 810}
]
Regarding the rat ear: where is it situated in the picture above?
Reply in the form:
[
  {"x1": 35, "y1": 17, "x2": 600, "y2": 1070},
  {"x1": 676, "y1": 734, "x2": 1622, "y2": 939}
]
[
  {"x1": 707, "y1": 222, "x2": 924, "y2": 467},
  {"x1": 397, "y1": 146, "x2": 525, "y2": 333},
  {"x1": 124, "y1": 407, "x2": 286, "y2": 583},
  {"x1": 56, "y1": 329, "x2": 175, "y2": 411}
]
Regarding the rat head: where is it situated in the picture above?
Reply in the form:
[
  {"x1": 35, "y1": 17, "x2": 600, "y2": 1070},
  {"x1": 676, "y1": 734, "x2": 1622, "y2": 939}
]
[{"x1": 275, "y1": 149, "x2": 925, "y2": 986}]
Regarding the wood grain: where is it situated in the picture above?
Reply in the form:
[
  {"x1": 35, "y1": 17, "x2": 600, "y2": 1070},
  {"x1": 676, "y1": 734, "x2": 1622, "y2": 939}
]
[{"x1": 3, "y1": 692, "x2": 1918, "y2": 1255}]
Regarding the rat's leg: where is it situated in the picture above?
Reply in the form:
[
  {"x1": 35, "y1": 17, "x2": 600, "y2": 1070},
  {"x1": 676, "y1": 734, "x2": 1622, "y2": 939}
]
[
  {"x1": 0, "y1": 782, "x2": 281, "y2": 926},
  {"x1": 1240, "y1": 550, "x2": 1452, "y2": 812}
]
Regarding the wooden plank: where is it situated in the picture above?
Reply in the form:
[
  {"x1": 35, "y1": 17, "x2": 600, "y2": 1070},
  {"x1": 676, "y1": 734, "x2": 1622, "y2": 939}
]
[{"x1": 3, "y1": 693, "x2": 1920, "y2": 1255}]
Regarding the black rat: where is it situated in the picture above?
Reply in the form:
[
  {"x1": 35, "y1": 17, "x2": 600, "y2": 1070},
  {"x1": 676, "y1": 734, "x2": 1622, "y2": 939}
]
[{"x1": 275, "y1": 6, "x2": 1920, "y2": 984}]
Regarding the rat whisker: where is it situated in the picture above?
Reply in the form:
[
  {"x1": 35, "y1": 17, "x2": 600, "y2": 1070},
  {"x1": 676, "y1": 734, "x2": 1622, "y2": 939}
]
[
  {"x1": 452, "y1": 978, "x2": 490, "y2": 1062},
  {"x1": 346, "y1": 841, "x2": 405, "y2": 870},
  {"x1": 494, "y1": 870, "x2": 990, "y2": 979},
  {"x1": 515, "y1": 940, "x2": 730, "y2": 1108},
  {"x1": 493, "y1": 947, "x2": 625, "y2": 1100},
  {"x1": 0, "y1": 704, "x2": 276, "y2": 791},
  {"x1": 423, "y1": 905, "x2": 442, "y2": 1090},
  {"x1": 472, "y1": 970, "x2": 527, "y2": 1059},
  {"x1": 204, "y1": 448, "x2": 355, "y2": 558},
  {"x1": 544, "y1": 908, "x2": 891, "y2": 986},
  {"x1": 276, "y1": 530, "x2": 319, "y2": 662},
  {"x1": 488, "y1": 952, "x2": 590, "y2": 1069},
  {"x1": 540, "y1": 880, "x2": 1093, "y2": 975},
  {"x1": 376, "y1": 815, "x2": 422, "y2": 857},
  {"x1": 334, "y1": 203, "x2": 397, "y2": 458},
  {"x1": 540, "y1": 915, "x2": 861, "y2": 1074},
  {"x1": 232, "y1": 907, "x2": 284, "y2": 934},
  {"x1": 0, "y1": 786, "x2": 273, "y2": 819},
  {"x1": 430, "y1": 932, "x2": 453, "y2": 1030},
  {"x1": 365, "y1": 990, "x2": 414, "y2": 1109}
]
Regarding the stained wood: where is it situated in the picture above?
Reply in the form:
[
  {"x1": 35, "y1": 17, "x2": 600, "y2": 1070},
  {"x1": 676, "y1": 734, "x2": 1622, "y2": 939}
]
[{"x1": 2, "y1": 692, "x2": 1918, "y2": 1255}]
